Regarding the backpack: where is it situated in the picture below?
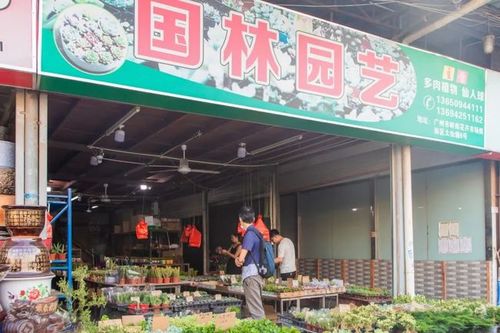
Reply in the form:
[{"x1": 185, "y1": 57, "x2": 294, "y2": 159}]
[{"x1": 247, "y1": 228, "x2": 276, "y2": 278}]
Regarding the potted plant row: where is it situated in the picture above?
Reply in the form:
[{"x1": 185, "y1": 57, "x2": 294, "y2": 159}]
[{"x1": 49, "y1": 242, "x2": 66, "y2": 261}]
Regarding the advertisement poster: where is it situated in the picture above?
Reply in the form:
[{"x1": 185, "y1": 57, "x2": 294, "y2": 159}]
[
  {"x1": 0, "y1": 0, "x2": 36, "y2": 88},
  {"x1": 40, "y1": 0, "x2": 486, "y2": 149}
]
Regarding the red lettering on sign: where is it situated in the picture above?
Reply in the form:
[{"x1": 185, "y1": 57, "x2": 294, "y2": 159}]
[
  {"x1": 296, "y1": 32, "x2": 344, "y2": 98},
  {"x1": 357, "y1": 50, "x2": 399, "y2": 109},
  {"x1": 221, "y1": 11, "x2": 281, "y2": 85},
  {"x1": 135, "y1": 0, "x2": 202, "y2": 68}
]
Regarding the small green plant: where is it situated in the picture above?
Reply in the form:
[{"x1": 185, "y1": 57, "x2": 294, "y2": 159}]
[
  {"x1": 51, "y1": 242, "x2": 65, "y2": 254},
  {"x1": 171, "y1": 267, "x2": 181, "y2": 278},
  {"x1": 57, "y1": 266, "x2": 107, "y2": 332}
]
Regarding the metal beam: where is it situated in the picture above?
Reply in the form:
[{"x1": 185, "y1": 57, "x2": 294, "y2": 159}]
[
  {"x1": 402, "y1": 0, "x2": 492, "y2": 44},
  {"x1": 49, "y1": 98, "x2": 81, "y2": 138},
  {"x1": 49, "y1": 173, "x2": 157, "y2": 187}
]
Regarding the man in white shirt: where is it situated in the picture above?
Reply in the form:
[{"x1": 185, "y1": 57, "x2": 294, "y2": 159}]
[{"x1": 270, "y1": 229, "x2": 296, "y2": 280}]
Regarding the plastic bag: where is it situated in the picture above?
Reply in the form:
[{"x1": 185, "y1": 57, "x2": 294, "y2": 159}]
[
  {"x1": 188, "y1": 225, "x2": 202, "y2": 248},
  {"x1": 254, "y1": 214, "x2": 270, "y2": 241},
  {"x1": 42, "y1": 212, "x2": 53, "y2": 250},
  {"x1": 135, "y1": 219, "x2": 148, "y2": 240}
]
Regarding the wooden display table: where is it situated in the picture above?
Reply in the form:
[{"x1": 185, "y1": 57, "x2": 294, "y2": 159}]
[
  {"x1": 191, "y1": 283, "x2": 344, "y2": 314},
  {"x1": 85, "y1": 279, "x2": 189, "y2": 294}
]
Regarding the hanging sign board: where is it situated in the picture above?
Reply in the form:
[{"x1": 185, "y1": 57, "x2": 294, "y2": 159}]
[
  {"x1": 39, "y1": 0, "x2": 492, "y2": 152},
  {"x1": 0, "y1": 0, "x2": 36, "y2": 88}
]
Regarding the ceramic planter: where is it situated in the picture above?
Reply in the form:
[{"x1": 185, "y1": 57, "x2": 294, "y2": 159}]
[
  {"x1": 2, "y1": 206, "x2": 46, "y2": 237},
  {"x1": 0, "y1": 237, "x2": 50, "y2": 276},
  {"x1": 0, "y1": 274, "x2": 54, "y2": 311},
  {"x1": 57, "y1": 253, "x2": 66, "y2": 260}
]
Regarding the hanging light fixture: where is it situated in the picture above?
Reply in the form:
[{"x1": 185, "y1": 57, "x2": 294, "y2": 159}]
[
  {"x1": 140, "y1": 184, "x2": 148, "y2": 191},
  {"x1": 237, "y1": 143, "x2": 247, "y2": 158},
  {"x1": 484, "y1": 34, "x2": 495, "y2": 54},
  {"x1": 96, "y1": 151, "x2": 104, "y2": 164},
  {"x1": 114, "y1": 125, "x2": 126, "y2": 143},
  {"x1": 90, "y1": 155, "x2": 99, "y2": 166}
]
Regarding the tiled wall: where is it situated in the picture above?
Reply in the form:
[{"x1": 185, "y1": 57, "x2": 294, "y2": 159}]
[{"x1": 298, "y1": 258, "x2": 490, "y2": 300}]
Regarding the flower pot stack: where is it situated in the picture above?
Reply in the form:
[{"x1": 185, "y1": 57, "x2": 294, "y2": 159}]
[{"x1": 0, "y1": 206, "x2": 54, "y2": 312}]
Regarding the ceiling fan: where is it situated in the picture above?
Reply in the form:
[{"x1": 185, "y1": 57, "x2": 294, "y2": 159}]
[
  {"x1": 87, "y1": 183, "x2": 137, "y2": 204},
  {"x1": 149, "y1": 145, "x2": 220, "y2": 175}
]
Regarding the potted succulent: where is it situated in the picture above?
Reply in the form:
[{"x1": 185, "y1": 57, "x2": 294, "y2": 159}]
[
  {"x1": 56, "y1": 243, "x2": 66, "y2": 260},
  {"x1": 162, "y1": 267, "x2": 171, "y2": 284},
  {"x1": 170, "y1": 267, "x2": 181, "y2": 283},
  {"x1": 161, "y1": 294, "x2": 170, "y2": 311},
  {"x1": 118, "y1": 266, "x2": 127, "y2": 285},
  {"x1": 150, "y1": 296, "x2": 162, "y2": 314},
  {"x1": 49, "y1": 243, "x2": 58, "y2": 261},
  {"x1": 147, "y1": 267, "x2": 154, "y2": 284}
]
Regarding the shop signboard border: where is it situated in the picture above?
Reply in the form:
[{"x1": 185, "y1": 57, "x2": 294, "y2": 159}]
[
  {"x1": 0, "y1": 0, "x2": 37, "y2": 73},
  {"x1": 38, "y1": 0, "x2": 491, "y2": 154}
]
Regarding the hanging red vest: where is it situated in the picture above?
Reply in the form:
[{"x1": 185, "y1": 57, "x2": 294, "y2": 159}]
[
  {"x1": 188, "y1": 225, "x2": 202, "y2": 248},
  {"x1": 135, "y1": 219, "x2": 149, "y2": 239}
]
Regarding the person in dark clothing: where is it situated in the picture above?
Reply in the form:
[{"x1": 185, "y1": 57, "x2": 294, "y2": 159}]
[
  {"x1": 222, "y1": 233, "x2": 242, "y2": 274},
  {"x1": 235, "y1": 206, "x2": 265, "y2": 319}
]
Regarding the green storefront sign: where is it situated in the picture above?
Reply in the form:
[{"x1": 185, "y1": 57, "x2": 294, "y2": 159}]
[{"x1": 39, "y1": 0, "x2": 486, "y2": 150}]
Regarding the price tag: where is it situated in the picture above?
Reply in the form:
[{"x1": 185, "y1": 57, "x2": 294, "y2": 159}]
[
  {"x1": 168, "y1": 294, "x2": 176, "y2": 301},
  {"x1": 214, "y1": 294, "x2": 222, "y2": 301},
  {"x1": 186, "y1": 296, "x2": 194, "y2": 303},
  {"x1": 193, "y1": 291, "x2": 201, "y2": 297},
  {"x1": 297, "y1": 275, "x2": 303, "y2": 282},
  {"x1": 122, "y1": 315, "x2": 144, "y2": 327},
  {"x1": 302, "y1": 276, "x2": 310, "y2": 284},
  {"x1": 152, "y1": 316, "x2": 169, "y2": 331},
  {"x1": 230, "y1": 276, "x2": 238, "y2": 285},
  {"x1": 292, "y1": 280, "x2": 299, "y2": 288},
  {"x1": 98, "y1": 319, "x2": 122, "y2": 329},
  {"x1": 214, "y1": 312, "x2": 237, "y2": 330},
  {"x1": 151, "y1": 290, "x2": 162, "y2": 297},
  {"x1": 130, "y1": 297, "x2": 140, "y2": 304},
  {"x1": 183, "y1": 291, "x2": 191, "y2": 297},
  {"x1": 195, "y1": 312, "x2": 213, "y2": 325}
]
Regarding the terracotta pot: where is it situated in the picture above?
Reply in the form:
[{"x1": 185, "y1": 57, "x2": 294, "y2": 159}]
[
  {"x1": 171, "y1": 277, "x2": 180, "y2": 283},
  {"x1": 152, "y1": 305, "x2": 161, "y2": 314},
  {"x1": 162, "y1": 304, "x2": 169, "y2": 311},
  {"x1": 57, "y1": 253, "x2": 66, "y2": 260},
  {"x1": 126, "y1": 278, "x2": 133, "y2": 285},
  {"x1": 140, "y1": 303, "x2": 149, "y2": 313},
  {"x1": 49, "y1": 253, "x2": 57, "y2": 261},
  {"x1": 119, "y1": 278, "x2": 126, "y2": 285},
  {"x1": 163, "y1": 278, "x2": 169, "y2": 284}
]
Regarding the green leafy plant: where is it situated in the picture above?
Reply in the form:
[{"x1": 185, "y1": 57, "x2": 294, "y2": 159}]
[{"x1": 57, "y1": 266, "x2": 107, "y2": 332}]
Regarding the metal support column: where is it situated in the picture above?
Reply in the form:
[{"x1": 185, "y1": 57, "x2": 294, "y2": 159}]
[
  {"x1": 15, "y1": 91, "x2": 25, "y2": 205},
  {"x1": 202, "y1": 191, "x2": 209, "y2": 275},
  {"x1": 24, "y1": 92, "x2": 39, "y2": 205},
  {"x1": 270, "y1": 168, "x2": 280, "y2": 230},
  {"x1": 402, "y1": 145, "x2": 415, "y2": 296},
  {"x1": 14, "y1": 90, "x2": 48, "y2": 205},
  {"x1": 391, "y1": 144, "x2": 415, "y2": 296}
]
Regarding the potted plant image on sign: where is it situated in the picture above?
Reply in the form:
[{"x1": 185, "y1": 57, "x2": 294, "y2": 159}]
[
  {"x1": 53, "y1": 4, "x2": 128, "y2": 75},
  {"x1": 0, "y1": 0, "x2": 10, "y2": 11}
]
